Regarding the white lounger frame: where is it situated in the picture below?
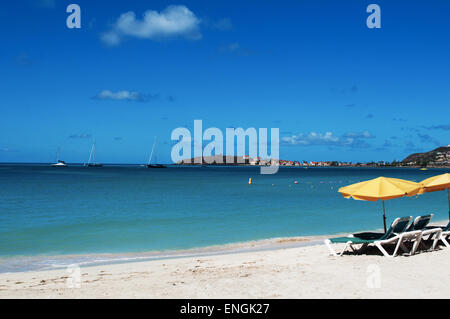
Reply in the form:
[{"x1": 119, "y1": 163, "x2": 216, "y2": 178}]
[
  {"x1": 440, "y1": 231, "x2": 450, "y2": 247},
  {"x1": 324, "y1": 230, "x2": 423, "y2": 258},
  {"x1": 420, "y1": 228, "x2": 443, "y2": 251}
]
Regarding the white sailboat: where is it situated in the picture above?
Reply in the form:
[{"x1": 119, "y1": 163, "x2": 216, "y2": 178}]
[
  {"x1": 86, "y1": 140, "x2": 103, "y2": 167},
  {"x1": 51, "y1": 146, "x2": 68, "y2": 167},
  {"x1": 147, "y1": 136, "x2": 167, "y2": 168}
]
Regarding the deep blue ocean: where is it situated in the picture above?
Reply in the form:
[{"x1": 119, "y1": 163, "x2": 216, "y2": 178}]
[{"x1": 0, "y1": 165, "x2": 449, "y2": 272}]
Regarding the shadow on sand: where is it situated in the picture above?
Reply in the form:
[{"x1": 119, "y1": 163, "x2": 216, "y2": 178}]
[{"x1": 341, "y1": 239, "x2": 446, "y2": 257}]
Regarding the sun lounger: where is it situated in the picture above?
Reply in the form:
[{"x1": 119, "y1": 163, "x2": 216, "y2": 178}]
[
  {"x1": 324, "y1": 216, "x2": 422, "y2": 257},
  {"x1": 407, "y1": 214, "x2": 433, "y2": 231},
  {"x1": 438, "y1": 222, "x2": 450, "y2": 248},
  {"x1": 407, "y1": 214, "x2": 442, "y2": 251},
  {"x1": 424, "y1": 221, "x2": 450, "y2": 248}
]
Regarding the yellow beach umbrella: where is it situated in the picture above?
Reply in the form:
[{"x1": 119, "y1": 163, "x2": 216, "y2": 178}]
[
  {"x1": 419, "y1": 173, "x2": 450, "y2": 220},
  {"x1": 339, "y1": 177, "x2": 422, "y2": 232}
]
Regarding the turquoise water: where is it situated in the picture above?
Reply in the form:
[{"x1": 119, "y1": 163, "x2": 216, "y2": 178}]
[{"x1": 0, "y1": 165, "x2": 449, "y2": 272}]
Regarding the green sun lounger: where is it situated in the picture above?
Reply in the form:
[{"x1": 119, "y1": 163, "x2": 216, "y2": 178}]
[
  {"x1": 324, "y1": 216, "x2": 423, "y2": 257},
  {"x1": 437, "y1": 222, "x2": 450, "y2": 248},
  {"x1": 407, "y1": 214, "x2": 433, "y2": 231},
  {"x1": 407, "y1": 214, "x2": 442, "y2": 251},
  {"x1": 424, "y1": 221, "x2": 450, "y2": 248}
]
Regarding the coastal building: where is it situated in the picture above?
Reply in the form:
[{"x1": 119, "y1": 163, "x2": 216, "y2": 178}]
[{"x1": 249, "y1": 156, "x2": 260, "y2": 165}]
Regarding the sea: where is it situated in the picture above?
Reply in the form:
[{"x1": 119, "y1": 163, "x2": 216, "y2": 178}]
[{"x1": 0, "y1": 164, "x2": 449, "y2": 273}]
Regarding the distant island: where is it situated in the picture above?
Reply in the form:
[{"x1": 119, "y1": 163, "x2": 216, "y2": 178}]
[
  {"x1": 402, "y1": 145, "x2": 450, "y2": 167},
  {"x1": 176, "y1": 145, "x2": 450, "y2": 168}
]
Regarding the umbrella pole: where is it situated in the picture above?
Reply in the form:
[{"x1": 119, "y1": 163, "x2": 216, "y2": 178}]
[
  {"x1": 447, "y1": 188, "x2": 450, "y2": 221},
  {"x1": 382, "y1": 200, "x2": 387, "y2": 233}
]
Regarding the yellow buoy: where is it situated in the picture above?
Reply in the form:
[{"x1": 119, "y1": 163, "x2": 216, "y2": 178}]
[{"x1": 248, "y1": 178, "x2": 252, "y2": 185}]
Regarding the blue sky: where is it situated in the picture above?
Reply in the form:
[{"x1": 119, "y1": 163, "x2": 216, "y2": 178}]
[{"x1": 0, "y1": 0, "x2": 449, "y2": 163}]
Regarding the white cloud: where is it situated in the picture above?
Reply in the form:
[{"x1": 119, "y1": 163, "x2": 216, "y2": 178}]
[
  {"x1": 342, "y1": 130, "x2": 375, "y2": 139},
  {"x1": 282, "y1": 131, "x2": 374, "y2": 148},
  {"x1": 213, "y1": 18, "x2": 233, "y2": 30},
  {"x1": 0, "y1": 147, "x2": 18, "y2": 153},
  {"x1": 101, "y1": 32, "x2": 121, "y2": 46},
  {"x1": 282, "y1": 132, "x2": 340, "y2": 146},
  {"x1": 226, "y1": 43, "x2": 240, "y2": 52},
  {"x1": 101, "y1": 5, "x2": 202, "y2": 46},
  {"x1": 94, "y1": 90, "x2": 158, "y2": 102},
  {"x1": 219, "y1": 42, "x2": 254, "y2": 56},
  {"x1": 36, "y1": 0, "x2": 55, "y2": 8}
]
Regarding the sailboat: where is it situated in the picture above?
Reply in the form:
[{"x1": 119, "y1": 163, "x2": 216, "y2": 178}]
[
  {"x1": 200, "y1": 153, "x2": 207, "y2": 168},
  {"x1": 51, "y1": 146, "x2": 68, "y2": 167},
  {"x1": 147, "y1": 136, "x2": 167, "y2": 168},
  {"x1": 86, "y1": 140, "x2": 103, "y2": 167},
  {"x1": 200, "y1": 147, "x2": 207, "y2": 167}
]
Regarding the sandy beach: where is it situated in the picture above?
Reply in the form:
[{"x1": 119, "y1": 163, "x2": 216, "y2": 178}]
[{"x1": 1, "y1": 239, "x2": 449, "y2": 299}]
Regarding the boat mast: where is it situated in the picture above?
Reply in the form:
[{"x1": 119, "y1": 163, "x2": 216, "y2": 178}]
[
  {"x1": 148, "y1": 136, "x2": 157, "y2": 165},
  {"x1": 88, "y1": 140, "x2": 95, "y2": 165},
  {"x1": 93, "y1": 140, "x2": 96, "y2": 164}
]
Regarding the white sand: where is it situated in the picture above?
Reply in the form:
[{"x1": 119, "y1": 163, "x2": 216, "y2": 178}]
[{"x1": 1, "y1": 241, "x2": 449, "y2": 299}]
